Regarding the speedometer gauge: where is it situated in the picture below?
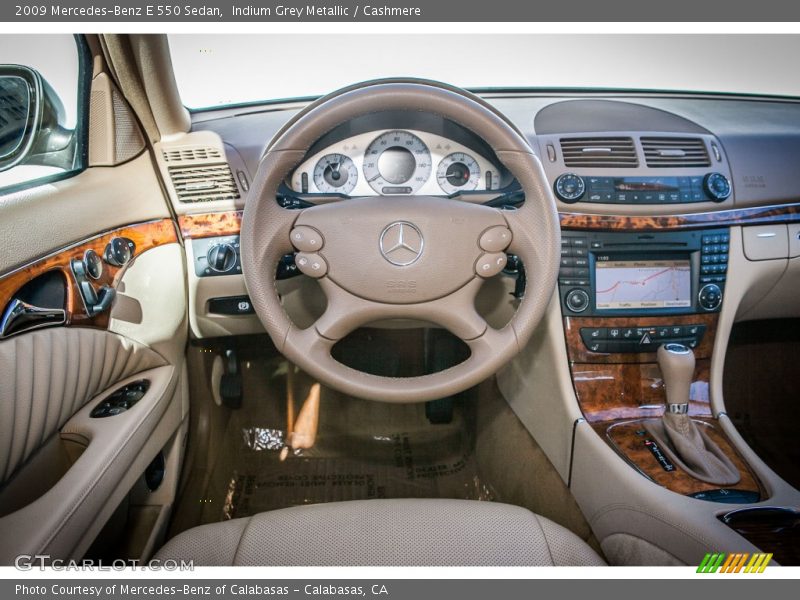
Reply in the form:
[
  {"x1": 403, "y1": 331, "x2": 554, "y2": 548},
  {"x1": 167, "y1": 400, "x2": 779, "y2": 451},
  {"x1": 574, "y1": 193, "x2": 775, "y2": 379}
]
[
  {"x1": 363, "y1": 131, "x2": 432, "y2": 194},
  {"x1": 313, "y1": 154, "x2": 358, "y2": 194},
  {"x1": 436, "y1": 152, "x2": 481, "y2": 195}
]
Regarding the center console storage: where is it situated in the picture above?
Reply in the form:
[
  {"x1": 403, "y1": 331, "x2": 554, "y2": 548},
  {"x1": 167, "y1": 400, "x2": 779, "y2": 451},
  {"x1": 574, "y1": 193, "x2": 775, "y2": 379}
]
[{"x1": 720, "y1": 507, "x2": 800, "y2": 565}]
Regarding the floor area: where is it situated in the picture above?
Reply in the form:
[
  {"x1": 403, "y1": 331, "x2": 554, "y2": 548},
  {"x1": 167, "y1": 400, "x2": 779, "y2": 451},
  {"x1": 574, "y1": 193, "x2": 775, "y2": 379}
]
[
  {"x1": 199, "y1": 357, "x2": 492, "y2": 524},
  {"x1": 167, "y1": 332, "x2": 597, "y2": 552}
]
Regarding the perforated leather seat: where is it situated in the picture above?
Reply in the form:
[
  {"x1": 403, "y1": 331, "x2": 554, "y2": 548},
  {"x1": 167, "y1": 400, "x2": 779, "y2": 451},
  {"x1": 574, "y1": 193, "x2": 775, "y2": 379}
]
[{"x1": 155, "y1": 499, "x2": 604, "y2": 566}]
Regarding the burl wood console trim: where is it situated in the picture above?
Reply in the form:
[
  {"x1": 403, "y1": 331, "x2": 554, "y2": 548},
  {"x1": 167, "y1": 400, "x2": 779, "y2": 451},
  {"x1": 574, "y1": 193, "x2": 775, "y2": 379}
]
[
  {"x1": 178, "y1": 210, "x2": 243, "y2": 239},
  {"x1": 573, "y1": 360, "x2": 712, "y2": 423},
  {"x1": 565, "y1": 314, "x2": 719, "y2": 422},
  {"x1": 559, "y1": 201, "x2": 800, "y2": 231},
  {"x1": 596, "y1": 419, "x2": 765, "y2": 499},
  {"x1": 178, "y1": 202, "x2": 800, "y2": 239},
  {"x1": 0, "y1": 219, "x2": 178, "y2": 330}
]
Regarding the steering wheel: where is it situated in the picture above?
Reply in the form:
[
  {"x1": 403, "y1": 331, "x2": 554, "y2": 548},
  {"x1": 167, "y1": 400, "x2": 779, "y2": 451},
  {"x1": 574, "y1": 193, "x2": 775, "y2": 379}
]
[{"x1": 241, "y1": 81, "x2": 560, "y2": 403}]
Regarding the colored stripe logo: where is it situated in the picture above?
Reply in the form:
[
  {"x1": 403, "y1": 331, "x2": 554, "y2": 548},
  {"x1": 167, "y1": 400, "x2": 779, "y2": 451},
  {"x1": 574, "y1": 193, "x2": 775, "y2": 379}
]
[{"x1": 697, "y1": 552, "x2": 772, "y2": 573}]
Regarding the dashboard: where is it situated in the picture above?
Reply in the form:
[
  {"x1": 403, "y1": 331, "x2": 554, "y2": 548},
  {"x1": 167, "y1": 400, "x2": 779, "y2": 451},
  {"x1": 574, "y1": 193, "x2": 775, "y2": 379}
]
[
  {"x1": 171, "y1": 92, "x2": 800, "y2": 341},
  {"x1": 288, "y1": 128, "x2": 503, "y2": 197}
]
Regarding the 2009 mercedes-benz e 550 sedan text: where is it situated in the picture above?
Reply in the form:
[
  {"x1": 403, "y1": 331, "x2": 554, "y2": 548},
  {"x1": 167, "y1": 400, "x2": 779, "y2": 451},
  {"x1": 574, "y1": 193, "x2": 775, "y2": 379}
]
[{"x1": 0, "y1": 33, "x2": 798, "y2": 567}]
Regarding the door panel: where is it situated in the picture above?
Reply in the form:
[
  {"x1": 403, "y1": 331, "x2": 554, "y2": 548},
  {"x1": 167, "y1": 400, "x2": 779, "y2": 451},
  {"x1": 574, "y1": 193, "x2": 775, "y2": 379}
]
[
  {"x1": 0, "y1": 328, "x2": 165, "y2": 485},
  {"x1": 0, "y1": 154, "x2": 171, "y2": 275},
  {"x1": 0, "y1": 362, "x2": 182, "y2": 562},
  {"x1": 0, "y1": 36, "x2": 188, "y2": 563}
]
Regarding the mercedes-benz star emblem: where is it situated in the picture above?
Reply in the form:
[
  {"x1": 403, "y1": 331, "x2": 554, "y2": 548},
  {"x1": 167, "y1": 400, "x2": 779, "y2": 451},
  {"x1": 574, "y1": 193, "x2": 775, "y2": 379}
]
[{"x1": 379, "y1": 221, "x2": 424, "y2": 266}]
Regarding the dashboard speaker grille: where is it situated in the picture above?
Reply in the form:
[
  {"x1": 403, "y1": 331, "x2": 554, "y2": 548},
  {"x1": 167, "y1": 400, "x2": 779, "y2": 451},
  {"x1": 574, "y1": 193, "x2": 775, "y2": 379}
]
[
  {"x1": 641, "y1": 137, "x2": 711, "y2": 168},
  {"x1": 168, "y1": 164, "x2": 240, "y2": 203},
  {"x1": 162, "y1": 146, "x2": 223, "y2": 163},
  {"x1": 560, "y1": 137, "x2": 638, "y2": 168}
]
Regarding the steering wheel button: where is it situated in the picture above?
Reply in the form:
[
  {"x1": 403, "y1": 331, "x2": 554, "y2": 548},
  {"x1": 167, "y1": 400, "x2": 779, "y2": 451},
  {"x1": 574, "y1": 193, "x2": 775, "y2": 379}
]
[
  {"x1": 479, "y1": 226, "x2": 513, "y2": 252},
  {"x1": 476, "y1": 253, "x2": 507, "y2": 278},
  {"x1": 290, "y1": 226, "x2": 324, "y2": 252},
  {"x1": 295, "y1": 252, "x2": 327, "y2": 278}
]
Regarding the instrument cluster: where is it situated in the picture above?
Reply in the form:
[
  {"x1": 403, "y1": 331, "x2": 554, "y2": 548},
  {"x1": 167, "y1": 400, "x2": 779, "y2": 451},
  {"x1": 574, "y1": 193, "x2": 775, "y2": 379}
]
[{"x1": 289, "y1": 129, "x2": 502, "y2": 197}]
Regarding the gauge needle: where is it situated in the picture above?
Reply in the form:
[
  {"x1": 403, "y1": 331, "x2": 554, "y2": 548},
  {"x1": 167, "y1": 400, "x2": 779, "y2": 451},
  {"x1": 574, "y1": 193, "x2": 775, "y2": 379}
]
[{"x1": 368, "y1": 173, "x2": 381, "y2": 183}]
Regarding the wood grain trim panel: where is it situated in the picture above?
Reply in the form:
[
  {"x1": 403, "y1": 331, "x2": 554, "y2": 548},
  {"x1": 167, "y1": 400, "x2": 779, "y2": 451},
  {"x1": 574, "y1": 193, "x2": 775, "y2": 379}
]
[
  {"x1": 178, "y1": 211, "x2": 243, "y2": 239},
  {"x1": 559, "y1": 202, "x2": 800, "y2": 231},
  {"x1": 596, "y1": 419, "x2": 764, "y2": 499},
  {"x1": 0, "y1": 219, "x2": 178, "y2": 331},
  {"x1": 573, "y1": 360, "x2": 712, "y2": 423},
  {"x1": 174, "y1": 202, "x2": 800, "y2": 239},
  {"x1": 564, "y1": 313, "x2": 718, "y2": 364}
]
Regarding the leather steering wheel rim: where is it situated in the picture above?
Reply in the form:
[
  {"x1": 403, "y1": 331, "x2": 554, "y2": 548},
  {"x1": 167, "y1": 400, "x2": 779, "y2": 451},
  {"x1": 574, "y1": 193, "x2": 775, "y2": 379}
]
[{"x1": 241, "y1": 80, "x2": 561, "y2": 403}]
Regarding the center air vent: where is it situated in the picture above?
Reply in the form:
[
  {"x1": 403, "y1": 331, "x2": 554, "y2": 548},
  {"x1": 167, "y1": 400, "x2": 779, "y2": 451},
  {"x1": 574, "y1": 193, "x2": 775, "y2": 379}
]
[
  {"x1": 641, "y1": 137, "x2": 710, "y2": 168},
  {"x1": 168, "y1": 164, "x2": 240, "y2": 203},
  {"x1": 560, "y1": 137, "x2": 638, "y2": 168}
]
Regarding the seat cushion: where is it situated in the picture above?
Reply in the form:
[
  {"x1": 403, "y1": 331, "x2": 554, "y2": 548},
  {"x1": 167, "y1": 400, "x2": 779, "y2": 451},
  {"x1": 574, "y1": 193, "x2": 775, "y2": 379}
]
[{"x1": 155, "y1": 499, "x2": 604, "y2": 566}]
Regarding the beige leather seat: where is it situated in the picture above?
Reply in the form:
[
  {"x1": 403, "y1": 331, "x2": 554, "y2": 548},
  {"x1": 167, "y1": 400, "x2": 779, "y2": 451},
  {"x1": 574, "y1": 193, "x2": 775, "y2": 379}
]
[{"x1": 155, "y1": 499, "x2": 604, "y2": 566}]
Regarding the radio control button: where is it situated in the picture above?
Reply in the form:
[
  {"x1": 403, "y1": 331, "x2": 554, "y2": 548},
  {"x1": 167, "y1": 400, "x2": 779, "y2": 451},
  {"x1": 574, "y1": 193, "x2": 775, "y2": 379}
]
[
  {"x1": 295, "y1": 253, "x2": 327, "y2": 278},
  {"x1": 699, "y1": 284, "x2": 722, "y2": 310},
  {"x1": 704, "y1": 173, "x2": 732, "y2": 202},
  {"x1": 290, "y1": 226, "x2": 324, "y2": 252},
  {"x1": 479, "y1": 226, "x2": 512, "y2": 252},
  {"x1": 565, "y1": 289, "x2": 590, "y2": 313},
  {"x1": 476, "y1": 253, "x2": 507, "y2": 278},
  {"x1": 554, "y1": 173, "x2": 586, "y2": 203}
]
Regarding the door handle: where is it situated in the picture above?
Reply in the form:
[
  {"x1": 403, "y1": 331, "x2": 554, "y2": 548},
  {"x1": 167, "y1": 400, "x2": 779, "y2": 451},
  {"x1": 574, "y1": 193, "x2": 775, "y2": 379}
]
[{"x1": 0, "y1": 298, "x2": 66, "y2": 339}]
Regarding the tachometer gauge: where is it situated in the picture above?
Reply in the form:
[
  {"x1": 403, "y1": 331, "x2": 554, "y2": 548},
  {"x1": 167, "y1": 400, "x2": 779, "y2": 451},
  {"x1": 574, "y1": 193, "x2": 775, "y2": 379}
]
[
  {"x1": 313, "y1": 153, "x2": 358, "y2": 195},
  {"x1": 436, "y1": 152, "x2": 481, "y2": 195},
  {"x1": 363, "y1": 131, "x2": 432, "y2": 194}
]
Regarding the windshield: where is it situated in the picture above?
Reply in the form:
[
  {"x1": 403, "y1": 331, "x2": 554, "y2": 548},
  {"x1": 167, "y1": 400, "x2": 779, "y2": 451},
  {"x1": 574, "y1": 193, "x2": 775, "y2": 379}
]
[{"x1": 168, "y1": 34, "x2": 800, "y2": 109}]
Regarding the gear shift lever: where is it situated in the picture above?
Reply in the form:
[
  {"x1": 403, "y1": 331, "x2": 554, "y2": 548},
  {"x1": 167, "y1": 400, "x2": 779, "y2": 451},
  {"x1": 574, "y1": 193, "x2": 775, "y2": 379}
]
[
  {"x1": 645, "y1": 343, "x2": 740, "y2": 486},
  {"x1": 658, "y1": 343, "x2": 695, "y2": 414}
]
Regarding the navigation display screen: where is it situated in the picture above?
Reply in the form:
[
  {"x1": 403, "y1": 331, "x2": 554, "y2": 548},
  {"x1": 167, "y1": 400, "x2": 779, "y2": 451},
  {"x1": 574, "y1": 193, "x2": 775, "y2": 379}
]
[{"x1": 595, "y1": 259, "x2": 692, "y2": 310}]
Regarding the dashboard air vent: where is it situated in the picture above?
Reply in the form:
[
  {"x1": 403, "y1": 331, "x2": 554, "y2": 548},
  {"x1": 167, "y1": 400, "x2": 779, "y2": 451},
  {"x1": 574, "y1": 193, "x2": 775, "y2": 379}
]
[
  {"x1": 560, "y1": 137, "x2": 638, "y2": 168},
  {"x1": 168, "y1": 164, "x2": 240, "y2": 203},
  {"x1": 162, "y1": 146, "x2": 223, "y2": 163},
  {"x1": 641, "y1": 137, "x2": 711, "y2": 168}
]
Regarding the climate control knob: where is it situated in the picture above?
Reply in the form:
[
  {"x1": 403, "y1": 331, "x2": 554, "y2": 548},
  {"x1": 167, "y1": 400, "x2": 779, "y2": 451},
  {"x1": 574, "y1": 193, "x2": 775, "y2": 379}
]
[
  {"x1": 207, "y1": 243, "x2": 237, "y2": 273},
  {"x1": 703, "y1": 173, "x2": 731, "y2": 202},
  {"x1": 554, "y1": 173, "x2": 586, "y2": 203},
  {"x1": 565, "y1": 289, "x2": 590, "y2": 313},
  {"x1": 698, "y1": 283, "x2": 722, "y2": 311}
]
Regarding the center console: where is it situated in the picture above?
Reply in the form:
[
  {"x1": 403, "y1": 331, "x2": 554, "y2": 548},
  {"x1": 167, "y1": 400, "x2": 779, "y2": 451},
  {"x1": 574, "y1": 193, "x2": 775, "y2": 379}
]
[{"x1": 559, "y1": 226, "x2": 764, "y2": 505}]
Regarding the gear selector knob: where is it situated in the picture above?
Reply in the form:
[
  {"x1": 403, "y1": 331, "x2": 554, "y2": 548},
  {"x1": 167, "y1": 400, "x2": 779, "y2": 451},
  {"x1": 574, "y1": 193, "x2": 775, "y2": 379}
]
[{"x1": 657, "y1": 343, "x2": 695, "y2": 413}]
